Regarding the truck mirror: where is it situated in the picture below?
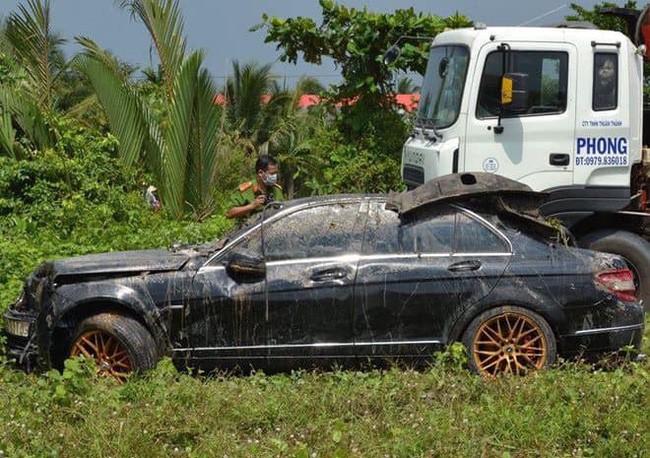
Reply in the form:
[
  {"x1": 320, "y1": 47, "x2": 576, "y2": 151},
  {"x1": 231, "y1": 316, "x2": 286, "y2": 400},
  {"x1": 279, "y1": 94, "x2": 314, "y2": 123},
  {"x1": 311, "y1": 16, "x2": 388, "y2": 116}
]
[
  {"x1": 501, "y1": 72, "x2": 529, "y2": 111},
  {"x1": 383, "y1": 45, "x2": 401, "y2": 65},
  {"x1": 639, "y1": 5, "x2": 650, "y2": 61}
]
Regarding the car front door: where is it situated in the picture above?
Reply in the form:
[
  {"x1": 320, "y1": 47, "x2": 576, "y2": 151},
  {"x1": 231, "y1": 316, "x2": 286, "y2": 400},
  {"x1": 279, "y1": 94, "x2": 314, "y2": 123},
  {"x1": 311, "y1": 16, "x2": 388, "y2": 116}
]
[
  {"x1": 183, "y1": 200, "x2": 367, "y2": 371},
  {"x1": 261, "y1": 200, "x2": 366, "y2": 369},
  {"x1": 354, "y1": 202, "x2": 511, "y2": 361}
]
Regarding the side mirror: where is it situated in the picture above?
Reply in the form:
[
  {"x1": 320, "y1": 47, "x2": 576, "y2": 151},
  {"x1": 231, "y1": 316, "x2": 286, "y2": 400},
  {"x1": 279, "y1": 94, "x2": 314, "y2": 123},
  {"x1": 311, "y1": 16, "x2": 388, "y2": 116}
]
[
  {"x1": 383, "y1": 44, "x2": 401, "y2": 65},
  {"x1": 501, "y1": 72, "x2": 529, "y2": 111},
  {"x1": 226, "y1": 253, "x2": 266, "y2": 282}
]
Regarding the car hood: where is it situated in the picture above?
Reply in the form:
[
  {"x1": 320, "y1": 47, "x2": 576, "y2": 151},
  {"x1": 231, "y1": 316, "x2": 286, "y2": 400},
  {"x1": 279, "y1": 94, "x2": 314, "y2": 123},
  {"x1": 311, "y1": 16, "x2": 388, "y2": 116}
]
[{"x1": 39, "y1": 248, "x2": 200, "y2": 281}]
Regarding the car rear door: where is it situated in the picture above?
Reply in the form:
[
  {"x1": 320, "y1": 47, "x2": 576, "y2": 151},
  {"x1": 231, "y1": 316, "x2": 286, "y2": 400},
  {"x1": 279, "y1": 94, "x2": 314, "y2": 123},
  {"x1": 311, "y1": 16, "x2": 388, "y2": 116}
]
[{"x1": 354, "y1": 202, "x2": 511, "y2": 360}]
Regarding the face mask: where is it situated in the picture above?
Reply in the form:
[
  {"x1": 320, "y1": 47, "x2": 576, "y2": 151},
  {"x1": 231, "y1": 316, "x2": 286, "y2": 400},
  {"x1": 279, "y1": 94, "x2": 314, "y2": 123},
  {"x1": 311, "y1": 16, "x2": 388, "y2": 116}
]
[{"x1": 263, "y1": 173, "x2": 277, "y2": 187}]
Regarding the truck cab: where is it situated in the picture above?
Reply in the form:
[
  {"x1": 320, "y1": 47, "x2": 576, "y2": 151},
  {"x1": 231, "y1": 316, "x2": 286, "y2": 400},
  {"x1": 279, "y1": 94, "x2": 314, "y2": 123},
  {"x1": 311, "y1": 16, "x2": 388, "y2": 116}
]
[
  {"x1": 401, "y1": 24, "x2": 650, "y2": 309},
  {"x1": 403, "y1": 25, "x2": 644, "y2": 218}
]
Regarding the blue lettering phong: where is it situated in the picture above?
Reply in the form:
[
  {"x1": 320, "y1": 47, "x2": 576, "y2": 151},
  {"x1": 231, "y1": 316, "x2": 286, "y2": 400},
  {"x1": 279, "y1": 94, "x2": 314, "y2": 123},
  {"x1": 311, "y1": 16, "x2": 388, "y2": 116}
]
[{"x1": 576, "y1": 137, "x2": 627, "y2": 155}]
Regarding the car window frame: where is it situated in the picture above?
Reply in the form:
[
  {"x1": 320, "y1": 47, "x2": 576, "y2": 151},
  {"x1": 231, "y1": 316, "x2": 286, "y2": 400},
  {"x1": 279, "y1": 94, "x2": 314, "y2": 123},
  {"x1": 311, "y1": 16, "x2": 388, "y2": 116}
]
[{"x1": 205, "y1": 197, "x2": 370, "y2": 266}]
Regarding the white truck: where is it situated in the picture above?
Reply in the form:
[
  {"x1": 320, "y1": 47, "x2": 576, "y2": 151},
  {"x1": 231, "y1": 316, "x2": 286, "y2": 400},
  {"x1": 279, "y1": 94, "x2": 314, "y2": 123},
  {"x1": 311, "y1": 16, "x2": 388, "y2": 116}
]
[{"x1": 393, "y1": 11, "x2": 650, "y2": 309}]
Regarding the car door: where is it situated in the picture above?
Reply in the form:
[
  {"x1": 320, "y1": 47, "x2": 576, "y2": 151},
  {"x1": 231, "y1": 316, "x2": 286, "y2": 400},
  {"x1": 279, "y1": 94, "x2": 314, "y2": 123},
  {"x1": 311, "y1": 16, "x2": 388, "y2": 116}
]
[
  {"x1": 261, "y1": 200, "x2": 367, "y2": 368},
  {"x1": 183, "y1": 222, "x2": 269, "y2": 370},
  {"x1": 183, "y1": 199, "x2": 367, "y2": 371},
  {"x1": 354, "y1": 202, "x2": 511, "y2": 360}
]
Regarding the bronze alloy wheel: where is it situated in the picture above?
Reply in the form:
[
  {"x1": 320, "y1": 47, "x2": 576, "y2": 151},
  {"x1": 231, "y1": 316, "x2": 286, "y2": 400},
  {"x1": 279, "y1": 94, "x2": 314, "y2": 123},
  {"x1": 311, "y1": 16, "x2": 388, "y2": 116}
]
[
  {"x1": 68, "y1": 313, "x2": 159, "y2": 383},
  {"x1": 71, "y1": 329, "x2": 133, "y2": 382},
  {"x1": 472, "y1": 311, "x2": 548, "y2": 377}
]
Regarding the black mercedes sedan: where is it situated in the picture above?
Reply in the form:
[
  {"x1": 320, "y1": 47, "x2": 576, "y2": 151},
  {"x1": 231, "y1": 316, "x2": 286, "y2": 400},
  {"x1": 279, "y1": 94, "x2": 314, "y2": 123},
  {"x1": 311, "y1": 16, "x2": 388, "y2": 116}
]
[{"x1": 3, "y1": 173, "x2": 645, "y2": 381}]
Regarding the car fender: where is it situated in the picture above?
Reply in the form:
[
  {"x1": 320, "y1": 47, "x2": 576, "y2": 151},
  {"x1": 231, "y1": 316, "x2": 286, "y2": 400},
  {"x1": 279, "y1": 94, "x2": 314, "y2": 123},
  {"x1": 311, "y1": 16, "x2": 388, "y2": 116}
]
[
  {"x1": 37, "y1": 282, "x2": 167, "y2": 368},
  {"x1": 445, "y1": 284, "x2": 565, "y2": 344}
]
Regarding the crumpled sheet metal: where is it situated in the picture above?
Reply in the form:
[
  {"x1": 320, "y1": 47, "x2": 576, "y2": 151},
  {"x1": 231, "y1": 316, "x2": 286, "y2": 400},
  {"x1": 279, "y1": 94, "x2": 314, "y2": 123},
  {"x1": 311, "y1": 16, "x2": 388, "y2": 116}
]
[{"x1": 386, "y1": 172, "x2": 548, "y2": 216}]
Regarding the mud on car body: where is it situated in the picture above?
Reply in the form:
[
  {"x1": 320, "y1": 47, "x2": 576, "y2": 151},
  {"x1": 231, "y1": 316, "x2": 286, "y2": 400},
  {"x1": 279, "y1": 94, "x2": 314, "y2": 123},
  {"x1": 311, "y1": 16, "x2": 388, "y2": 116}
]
[{"x1": 3, "y1": 173, "x2": 645, "y2": 381}]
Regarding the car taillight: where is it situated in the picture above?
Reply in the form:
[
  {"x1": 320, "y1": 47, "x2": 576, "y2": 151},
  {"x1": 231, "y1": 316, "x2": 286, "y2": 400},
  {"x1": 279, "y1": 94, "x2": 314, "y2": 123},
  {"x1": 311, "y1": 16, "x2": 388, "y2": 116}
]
[{"x1": 594, "y1": 269, "x2": 637, "y2": 303}]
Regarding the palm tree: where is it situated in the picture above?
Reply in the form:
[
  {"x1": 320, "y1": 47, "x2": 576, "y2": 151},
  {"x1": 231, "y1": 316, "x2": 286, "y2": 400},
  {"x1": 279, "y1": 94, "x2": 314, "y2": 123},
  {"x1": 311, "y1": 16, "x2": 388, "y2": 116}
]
[
  {"x1": 0, "y1": 0, "x2": 111, "y2": 157},
  {"x1": 224, "y1": 60, "x2": 278, "y2": 147},
  {"x1": 396, "y1": 75, "x2": 419, "y2": 94},
  {"x1": 0, "y1": 0, "x2": 65, "y2": 156},
  {"x1": 267, "y1": 77, "x2": 327, "y2": 198},
  {"x1": 76, "y1": 0, "x2": 222, "y2": 220}
]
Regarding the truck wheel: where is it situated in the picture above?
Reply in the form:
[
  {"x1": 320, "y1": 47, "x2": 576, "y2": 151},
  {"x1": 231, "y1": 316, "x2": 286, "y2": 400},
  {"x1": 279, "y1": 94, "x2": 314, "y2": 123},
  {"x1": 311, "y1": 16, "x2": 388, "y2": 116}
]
[
  {"x1": 579, "y1": 229, "x2": 650, "y2": 311},
  {"x1": 70, "y1": 312, "x2": 158, "y2": 383},
  {"x1": 462, "y1": 306, "x2": 557, "y2": 377}
]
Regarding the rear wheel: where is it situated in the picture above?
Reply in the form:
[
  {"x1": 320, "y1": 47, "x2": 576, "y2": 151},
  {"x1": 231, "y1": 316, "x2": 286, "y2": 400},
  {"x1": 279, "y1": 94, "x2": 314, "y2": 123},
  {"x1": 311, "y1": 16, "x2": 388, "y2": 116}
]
[
  {"x1": 462, "y1": 306, "x2": 557, "y2": 377},
  {"x1": 579, "y1": 229, "x2": 650, "y2": 311},
  {"x1": 70, "y1": 313, "x2": 158, "y2": 383}
]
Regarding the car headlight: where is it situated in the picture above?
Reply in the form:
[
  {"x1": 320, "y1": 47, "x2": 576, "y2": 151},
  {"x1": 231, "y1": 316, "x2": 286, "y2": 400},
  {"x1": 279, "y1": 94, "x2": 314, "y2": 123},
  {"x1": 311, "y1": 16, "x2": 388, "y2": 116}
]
[
  {"x1": 5, "y1": 317, "x2": 31, "y2": 338},
  {"x1": 10, "y1": 290, "x2": 28, "y2": 311}
]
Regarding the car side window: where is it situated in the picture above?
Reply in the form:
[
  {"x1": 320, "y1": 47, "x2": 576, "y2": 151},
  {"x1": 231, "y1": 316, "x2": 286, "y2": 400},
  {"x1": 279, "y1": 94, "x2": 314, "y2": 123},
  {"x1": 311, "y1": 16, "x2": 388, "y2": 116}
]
[
  {"x1": 363, "y1": 204, "x2": 414, "y2": 254},
  {"x1": 410, "y1": 210, "x2": 455, "y2": 253},
  {"x1": 363, "y1": 204, "x2": 455, "y2": 255},
  {"x1": 455, "y1": 211, "x2": 509, "y2": 253},
  {"x1": 476, "y1": 50, "x2": 568, "y2": 118},
  {"x1": 593, "y1": 53, "x2": 617, "y2": 111},
  {"x1": 263, "y1": 203, "x2": 364, "y2": 260}
]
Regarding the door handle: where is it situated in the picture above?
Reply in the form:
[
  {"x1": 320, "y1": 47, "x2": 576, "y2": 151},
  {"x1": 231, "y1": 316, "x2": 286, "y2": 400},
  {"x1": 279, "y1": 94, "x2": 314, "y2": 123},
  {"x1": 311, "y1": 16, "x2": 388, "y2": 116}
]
[
  {"x1": 310, "y1": 267, "x2": 347, "y2": 281},
  {"x1": 447, "y1": 260, "x2": 482, "y2": 272},
  {"x1": 549, "y1": 153, "x2": 570, "y2": 166}
]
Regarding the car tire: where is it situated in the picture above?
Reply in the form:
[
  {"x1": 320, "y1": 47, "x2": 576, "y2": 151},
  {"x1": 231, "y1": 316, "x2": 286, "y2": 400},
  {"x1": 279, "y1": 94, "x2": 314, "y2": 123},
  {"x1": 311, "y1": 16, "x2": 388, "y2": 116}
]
[
  {"x1": 69, "y1": 312, "x2": 158, "y2": 382},
  {"x1": 462, "y1": 306, "x2": 557, "y2": 377},
  {"x1": 579, "y1": 229, "x2": 650, "y2": 311}
]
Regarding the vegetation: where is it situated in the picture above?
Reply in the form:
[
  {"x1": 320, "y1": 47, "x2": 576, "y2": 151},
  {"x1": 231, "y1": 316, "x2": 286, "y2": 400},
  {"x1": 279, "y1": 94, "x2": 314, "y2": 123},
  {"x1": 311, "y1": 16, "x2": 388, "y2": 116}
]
[
  {"x1": 0, "y1": 347, "x2": 648, "y2": 457},
  {"x1": 256, "y1": 2, "x2": 472, "y2": 193},
  {"x1": 0, "y1": 0, "x2": 648, "y2": 456}
]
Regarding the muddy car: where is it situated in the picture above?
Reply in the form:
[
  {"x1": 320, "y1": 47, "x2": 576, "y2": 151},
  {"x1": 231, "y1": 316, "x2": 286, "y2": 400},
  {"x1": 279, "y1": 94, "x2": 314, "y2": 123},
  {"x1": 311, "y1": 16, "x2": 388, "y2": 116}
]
[{"x1": 3, "y1": 173, "x2": 645, "y2": 381}]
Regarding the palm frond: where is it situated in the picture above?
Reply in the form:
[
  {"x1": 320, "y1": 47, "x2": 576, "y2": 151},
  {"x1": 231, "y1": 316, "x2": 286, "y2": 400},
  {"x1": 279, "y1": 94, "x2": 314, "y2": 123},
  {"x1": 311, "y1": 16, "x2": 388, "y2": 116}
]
[
  {"x1": 0, "y1": 97, "x2": 17, "y2": 158},
  {"x1": 118, "y1": 0, "x2": 187, "y2": 101},
  {"x1": 76, "y1": 55, "x2": 149, "y2": 168},
  {"x1": 185, "y1": 66, "x2": 221, "y2": 218},
  {"x1": 0, "y1": 83, "x2": 53, "y2": 150},
  {"x1": 5, "y1": 0, "x2": 65, "y2": 112},
  {"x1": 226, "y1": 60, "x2": 275, "y2": 140},
  {"x1": 160, "y1": 50, "x2": 202, "y2": 217},
  {"x1": 75, "y1": 36, "x2": 127, "y2": 81}
]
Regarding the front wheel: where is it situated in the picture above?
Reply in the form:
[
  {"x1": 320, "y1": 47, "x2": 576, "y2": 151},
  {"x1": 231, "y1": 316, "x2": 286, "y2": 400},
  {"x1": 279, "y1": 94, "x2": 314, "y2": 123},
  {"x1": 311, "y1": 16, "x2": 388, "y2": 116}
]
[
  {"x1": 462, "y1": 306, "x2": 557, "y2": 377},
  {"x1": 579, "y1": 229, "x2": 650, "y2": 311},
  {"x1": 70, "y1": 312, "x2": 159, "y2": 383}
]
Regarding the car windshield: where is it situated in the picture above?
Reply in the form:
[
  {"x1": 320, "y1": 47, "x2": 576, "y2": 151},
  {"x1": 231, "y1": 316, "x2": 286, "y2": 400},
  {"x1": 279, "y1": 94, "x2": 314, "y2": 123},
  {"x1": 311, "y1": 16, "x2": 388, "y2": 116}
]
[{"x1": 416, "y1": 45, "x2": 469, "y2": 129}]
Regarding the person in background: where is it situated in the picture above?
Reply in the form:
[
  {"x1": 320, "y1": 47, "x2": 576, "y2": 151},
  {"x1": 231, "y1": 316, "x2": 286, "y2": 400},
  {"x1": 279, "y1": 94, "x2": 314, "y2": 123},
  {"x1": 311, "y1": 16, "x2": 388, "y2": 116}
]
[
  {"x1": 593, "y1": 54, "x2": 617, "y2": 110},
  {"x1": 226, "y1": 155, "x2": 283, "y2": 221},
  {"x1": 145, "y1": 185, "x2": 161, "y2": 212}
]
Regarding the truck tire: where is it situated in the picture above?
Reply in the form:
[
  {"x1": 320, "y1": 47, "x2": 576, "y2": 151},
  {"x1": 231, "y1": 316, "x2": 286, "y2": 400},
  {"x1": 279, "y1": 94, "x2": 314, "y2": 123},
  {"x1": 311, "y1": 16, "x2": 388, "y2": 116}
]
[
  {"x1": 69, "y1": 312, "x2": 159, "y2": 382},
  {"x1": 579, "y1": 229, "x2": 650, "y2": 311}
]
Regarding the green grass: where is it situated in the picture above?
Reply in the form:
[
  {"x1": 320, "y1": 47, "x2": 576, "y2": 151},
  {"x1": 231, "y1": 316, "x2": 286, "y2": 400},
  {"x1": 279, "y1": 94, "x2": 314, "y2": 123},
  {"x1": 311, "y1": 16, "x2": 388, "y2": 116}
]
[{"x1": 0, "y1": 329, "x2": 648, "y2": 457}]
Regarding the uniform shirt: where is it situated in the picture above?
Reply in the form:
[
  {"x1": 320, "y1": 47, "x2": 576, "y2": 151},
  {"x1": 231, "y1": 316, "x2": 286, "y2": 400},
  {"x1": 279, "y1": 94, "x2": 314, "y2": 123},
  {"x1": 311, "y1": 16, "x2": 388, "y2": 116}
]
[{"x1": 228, "y1": 178, "x2": 283, "y2": 220}]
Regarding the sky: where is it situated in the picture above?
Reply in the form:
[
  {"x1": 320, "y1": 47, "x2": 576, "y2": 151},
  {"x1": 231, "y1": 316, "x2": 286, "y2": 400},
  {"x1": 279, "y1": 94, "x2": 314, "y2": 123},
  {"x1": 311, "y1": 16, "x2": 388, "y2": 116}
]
[{"x1": 0, "y1": 0, "x2": 604, "y2": 87}]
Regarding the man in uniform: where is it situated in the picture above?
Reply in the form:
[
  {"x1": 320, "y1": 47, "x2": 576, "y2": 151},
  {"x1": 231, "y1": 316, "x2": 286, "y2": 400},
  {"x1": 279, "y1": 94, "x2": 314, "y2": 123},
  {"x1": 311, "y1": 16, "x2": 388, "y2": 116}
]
[{"x1": 226, "y1": 155, "x2": 283, "y2": 221}]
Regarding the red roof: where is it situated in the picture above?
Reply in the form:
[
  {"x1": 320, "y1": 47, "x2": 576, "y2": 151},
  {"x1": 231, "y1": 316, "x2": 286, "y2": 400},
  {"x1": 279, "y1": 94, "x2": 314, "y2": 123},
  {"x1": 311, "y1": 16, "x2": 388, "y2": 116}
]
[{"x1": 213, "y1": 93, "x2": 420, "y2": 111}]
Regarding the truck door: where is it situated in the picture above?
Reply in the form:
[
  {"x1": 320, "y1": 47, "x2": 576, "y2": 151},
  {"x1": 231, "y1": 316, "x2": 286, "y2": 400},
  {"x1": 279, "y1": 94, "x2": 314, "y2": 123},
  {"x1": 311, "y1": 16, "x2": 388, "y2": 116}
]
[{"x1": 463, "y1": 42, "x2": 577, "y2": 192}]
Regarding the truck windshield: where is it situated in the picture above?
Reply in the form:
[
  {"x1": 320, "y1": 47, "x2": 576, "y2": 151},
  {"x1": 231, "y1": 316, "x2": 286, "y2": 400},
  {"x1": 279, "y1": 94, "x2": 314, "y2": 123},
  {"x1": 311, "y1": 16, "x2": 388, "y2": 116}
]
[{"x1": 417, "y1": 45, "x2": 469, "y2": 129}]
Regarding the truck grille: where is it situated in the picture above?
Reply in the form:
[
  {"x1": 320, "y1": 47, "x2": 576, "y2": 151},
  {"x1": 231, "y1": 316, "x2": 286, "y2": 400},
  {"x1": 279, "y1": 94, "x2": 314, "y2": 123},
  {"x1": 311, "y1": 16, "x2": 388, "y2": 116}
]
[{"x1": 403, "y1": 165, "x2": 424, "y2": 188}]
